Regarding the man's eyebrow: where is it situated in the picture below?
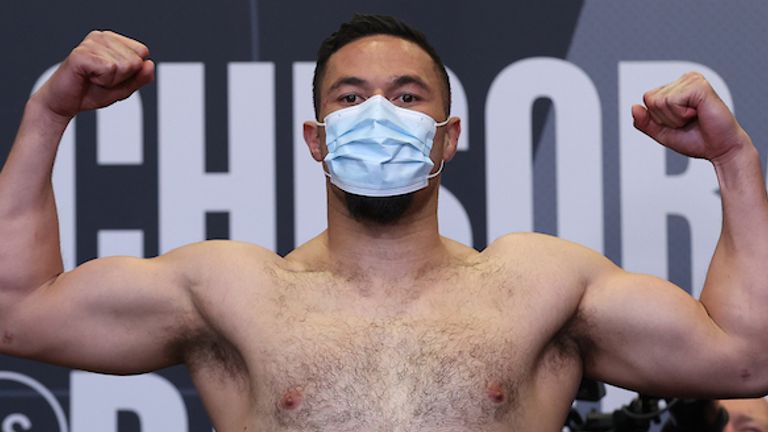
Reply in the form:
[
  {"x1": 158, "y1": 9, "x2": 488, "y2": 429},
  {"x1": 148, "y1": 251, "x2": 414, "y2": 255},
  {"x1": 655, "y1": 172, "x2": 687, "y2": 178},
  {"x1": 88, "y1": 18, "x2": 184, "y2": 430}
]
[
  {"x1": 729, "y1": 413, "x2": 754, "y2": 429},
  {"x1": 392, "y1": 75, "x2": 431, "y2": 91},
  {"x1": 327, "y1": 74, "x2": 432, "y2": 93},
  {"x1": 328, "y1": 76, "x2": 368, "y2": 92}
]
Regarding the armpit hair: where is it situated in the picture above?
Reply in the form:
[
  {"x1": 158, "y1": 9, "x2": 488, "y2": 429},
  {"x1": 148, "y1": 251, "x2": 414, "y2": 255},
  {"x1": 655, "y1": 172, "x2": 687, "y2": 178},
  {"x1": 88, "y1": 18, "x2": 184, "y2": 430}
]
[
  {"x1": 555, "y1": 308, "x2": 597, "y2": 372},
  {"x1": 538, "y1": 307, "x2": 595, "y2": 377},
  {"x1": 179, "y1": 327, "x2": 249, "y2": 386}
]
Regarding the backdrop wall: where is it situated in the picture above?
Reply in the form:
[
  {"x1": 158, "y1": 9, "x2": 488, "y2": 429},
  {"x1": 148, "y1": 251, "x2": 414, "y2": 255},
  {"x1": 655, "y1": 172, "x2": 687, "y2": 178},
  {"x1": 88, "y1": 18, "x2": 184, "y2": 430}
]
[{"x1": 1, "y1": 1, "x2": 766, "y2": 430}]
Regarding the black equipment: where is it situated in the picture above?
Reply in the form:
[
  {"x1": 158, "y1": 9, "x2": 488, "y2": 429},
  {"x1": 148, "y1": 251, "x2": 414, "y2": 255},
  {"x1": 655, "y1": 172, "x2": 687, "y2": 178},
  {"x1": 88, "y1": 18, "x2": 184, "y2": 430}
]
[{"x1": 565, "y1": 379, "x2": 729, "y2": 432}]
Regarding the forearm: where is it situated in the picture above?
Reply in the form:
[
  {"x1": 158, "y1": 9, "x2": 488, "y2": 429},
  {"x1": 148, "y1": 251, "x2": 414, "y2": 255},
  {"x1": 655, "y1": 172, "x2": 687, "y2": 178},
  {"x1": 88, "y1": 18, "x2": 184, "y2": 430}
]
[
  {"x1": 0, "y1": 97, "x2": 71, "y2": 298},
  {"x1": 700, "y1": 141, "x2": 768, "y2": 341}
]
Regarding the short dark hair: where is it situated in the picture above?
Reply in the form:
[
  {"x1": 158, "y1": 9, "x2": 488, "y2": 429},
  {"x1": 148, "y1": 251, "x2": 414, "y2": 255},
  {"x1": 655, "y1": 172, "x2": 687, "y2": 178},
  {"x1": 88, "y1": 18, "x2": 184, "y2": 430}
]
[{"x1": 312, "y1": 14, "x2": 451, "y2": 120}]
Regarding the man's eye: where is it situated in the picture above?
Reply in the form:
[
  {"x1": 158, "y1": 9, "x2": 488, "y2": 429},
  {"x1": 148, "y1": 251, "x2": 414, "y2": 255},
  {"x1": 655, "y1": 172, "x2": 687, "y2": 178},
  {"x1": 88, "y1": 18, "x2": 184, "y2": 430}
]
[
  {"x1": 398, "y1": 94, "x2": 416, "y2": 104},
  {"x1": 341, "y1": 94, "x2": 361, "y2": 104}
]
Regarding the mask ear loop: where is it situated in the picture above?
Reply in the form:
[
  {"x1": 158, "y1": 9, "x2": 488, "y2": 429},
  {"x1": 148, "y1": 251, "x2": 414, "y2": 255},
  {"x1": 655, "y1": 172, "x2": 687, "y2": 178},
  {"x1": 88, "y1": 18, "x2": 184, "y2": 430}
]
[
  {"x1": 426, "y1": 160, "x2": 445, "y2": 179},
  {"x1": 426, "y1": 117, "x2": 450, "y2": 178},
  {"x1": 313, "y1": 120, "x2": 329, "y2": 178},
  {"x1": 312, "y1": 120, "x2": 331, "y2": 177}
]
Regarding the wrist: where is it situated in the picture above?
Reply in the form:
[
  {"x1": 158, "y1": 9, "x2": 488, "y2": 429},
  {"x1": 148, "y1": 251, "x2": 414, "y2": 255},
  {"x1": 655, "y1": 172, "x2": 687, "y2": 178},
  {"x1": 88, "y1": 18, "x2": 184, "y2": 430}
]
[
  {"x1": 711, "y1": 139, "x2": 762, "y2": 193},
  {"x1": 24, "y1": 95, "x2": 74, "y2": 133},
  {"x1": 710, "y1": 130, "x2": 756, "y2": 168}
]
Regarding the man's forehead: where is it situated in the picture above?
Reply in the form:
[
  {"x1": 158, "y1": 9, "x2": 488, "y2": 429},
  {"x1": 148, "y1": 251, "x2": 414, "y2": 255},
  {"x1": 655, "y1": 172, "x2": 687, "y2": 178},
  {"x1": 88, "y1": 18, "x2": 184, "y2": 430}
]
[
  {"x1": 333, "y1": 34, "x2": 429, "y2": 60},
  {"x1": 721, "y1": 399, "x2": 768, "y2": 427},
  {"x1": 323, "y1": 35, "x2": 439, "y2": 87}
]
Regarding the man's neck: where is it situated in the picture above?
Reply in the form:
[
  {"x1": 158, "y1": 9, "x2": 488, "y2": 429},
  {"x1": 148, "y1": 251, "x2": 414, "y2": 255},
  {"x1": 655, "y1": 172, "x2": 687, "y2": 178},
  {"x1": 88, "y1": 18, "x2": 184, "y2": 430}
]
[{"x1": 323, "y1": 185, "x2": 450, "y2": 281}]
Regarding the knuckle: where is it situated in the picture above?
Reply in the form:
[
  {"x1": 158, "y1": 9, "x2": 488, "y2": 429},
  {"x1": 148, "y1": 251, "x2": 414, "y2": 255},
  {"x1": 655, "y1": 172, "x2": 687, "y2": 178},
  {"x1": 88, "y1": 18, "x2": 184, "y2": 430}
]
[
  {"x1": 80, "y1": 33, "x2": 105, "y2": 53},
  {"x1": 68, "y1": 45, "x2": 96, "y2": 68},
  {"x1": 643, "y1": 92, "x2": 654, "y2": 107},
  {"x1": 129, "y1": 56, "x2": 144, "y2": 70},
  {"x1": 117, "y1": 62, "x2": 134, "y2": 77},
  {"x1": 104, "y1": 60, "x2": 119, "y2": 75},
  {"x1": 77, "y1": 38, "x2": 96, "y2": 51},
  {"x1": 70, "y1": 45, "x2": 86, "y2": 57},
  {"x1": 646, "y1": 95, "x2": 663, "y2": 110},
  {"x1": 683, "y1": 71, "x2": 706, "y2": 85},
  {"x1": 85, "y1": 30, "x2": 104, "y2": 41},
  {"x1": 137, "y1": 44, "x2": 150, "y2": 58}
]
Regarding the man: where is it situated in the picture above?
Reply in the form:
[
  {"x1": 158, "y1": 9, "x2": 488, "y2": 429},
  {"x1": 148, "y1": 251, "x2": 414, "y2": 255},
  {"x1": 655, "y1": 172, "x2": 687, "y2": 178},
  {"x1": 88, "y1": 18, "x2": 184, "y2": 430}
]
[
  {"x1": 722, "y1": 398, "x2": 768, "y2": 432},
  {"x1": 0, "y1": 14, "x2": 766, "y2": 431}
]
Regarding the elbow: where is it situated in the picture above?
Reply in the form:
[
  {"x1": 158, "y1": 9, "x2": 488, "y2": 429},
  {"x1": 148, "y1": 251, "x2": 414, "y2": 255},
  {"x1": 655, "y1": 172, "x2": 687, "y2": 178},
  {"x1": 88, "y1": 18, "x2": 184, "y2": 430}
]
[
  {"x1": 728, "y1": 344, "x2": 768, "y2": 397},
  {"x1": 0, "y1": 320, "x2": 40, "y2": 360},
  {"x1": 0, "y1": 305, "x2": 32, "y2": 358},
  {"x1": 0, "y1": 319, "x2": 16, "y2": 355},
  {"x1": 1, "y1": 330, "x2": 14, "y2": 352},
  {"x1": 735, "y1": 369, "x2": 768, "y2": 398},
  {"x1": 0, "y1": 294, "x2": 20, "y2": 355},
  {"x1": 746, "y1": 365, "x2": 768, "y2": 397}
]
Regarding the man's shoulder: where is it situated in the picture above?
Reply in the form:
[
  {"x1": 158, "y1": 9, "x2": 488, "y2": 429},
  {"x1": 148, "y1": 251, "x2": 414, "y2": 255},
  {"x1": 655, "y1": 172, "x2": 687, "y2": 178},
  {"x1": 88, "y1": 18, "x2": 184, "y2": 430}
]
[
  {"x1": 166, "y1": 239, "x2": 282, "y2": 260},
  {"x1": 157, "y1": 240, "x2": 287, "y2": 287},
  {"x1": 482, "y1": 232, "x2": 613, "y2": 279},
  {"x1": 484, "y1": 231, "x2": 582, "y2": 255}
]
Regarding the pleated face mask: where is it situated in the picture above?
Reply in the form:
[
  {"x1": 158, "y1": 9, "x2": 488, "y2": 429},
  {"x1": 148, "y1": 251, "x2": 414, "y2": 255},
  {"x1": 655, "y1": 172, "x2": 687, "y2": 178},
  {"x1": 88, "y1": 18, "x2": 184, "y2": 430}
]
[{"x1": 315, "y1": 95, "x2": 448, "y2": 197}]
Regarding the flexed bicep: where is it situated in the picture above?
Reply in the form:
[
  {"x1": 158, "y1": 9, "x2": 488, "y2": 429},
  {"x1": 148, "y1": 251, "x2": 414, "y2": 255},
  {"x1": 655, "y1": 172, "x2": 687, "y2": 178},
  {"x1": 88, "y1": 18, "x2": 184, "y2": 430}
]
[
  {"x1": 578, "y1": 266, "x2": 762, "y2": 398},
  {"x1": 1, "y1": 251, "x2": 202, "y2": 374}
]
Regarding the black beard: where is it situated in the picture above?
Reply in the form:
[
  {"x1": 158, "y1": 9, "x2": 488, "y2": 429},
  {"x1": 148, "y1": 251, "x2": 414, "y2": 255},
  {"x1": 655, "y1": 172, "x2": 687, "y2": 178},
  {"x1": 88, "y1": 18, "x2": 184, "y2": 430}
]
[{"x1": 344, "y1": 192, "x2": 415, "y2": 225}]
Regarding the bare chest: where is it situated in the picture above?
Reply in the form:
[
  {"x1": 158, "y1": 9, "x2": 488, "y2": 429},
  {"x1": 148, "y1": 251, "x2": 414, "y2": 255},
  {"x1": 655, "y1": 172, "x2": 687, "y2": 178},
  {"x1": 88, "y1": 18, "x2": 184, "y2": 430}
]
[
  {"x1": 194, "y1": 267, "x2": 581, "y2": 431},
  {"x1": 247, "y1": 291, "x2": 536, "y2": 431}
]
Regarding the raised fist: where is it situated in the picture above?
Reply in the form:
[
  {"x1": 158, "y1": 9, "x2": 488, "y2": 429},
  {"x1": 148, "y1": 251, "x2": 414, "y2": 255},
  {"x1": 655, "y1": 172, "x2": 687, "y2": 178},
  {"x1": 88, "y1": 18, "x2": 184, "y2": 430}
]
[
  {"x1": 632, "y1": 72, "x2": 751, "y2": 163},
  {"x1": 32, "y1": 30, "x2": 154, "y2": 120}
]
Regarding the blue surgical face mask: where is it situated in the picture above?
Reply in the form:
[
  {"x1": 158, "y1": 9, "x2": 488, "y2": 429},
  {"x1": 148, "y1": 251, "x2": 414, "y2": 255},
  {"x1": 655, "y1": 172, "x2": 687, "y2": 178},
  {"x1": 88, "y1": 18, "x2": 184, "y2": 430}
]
[{"x1": 315, "y1": 95, "x2": 449, "y2": 197}]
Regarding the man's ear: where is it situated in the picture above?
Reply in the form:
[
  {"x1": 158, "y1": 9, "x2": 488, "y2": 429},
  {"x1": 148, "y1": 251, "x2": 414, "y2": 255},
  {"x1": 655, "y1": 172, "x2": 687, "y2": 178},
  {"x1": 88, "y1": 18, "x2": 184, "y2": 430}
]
[
  {"x1": 303, "y1": 121, "x2": 325, "y2": 162},
  {"x1": 441, "y1": 117, "x2": 462, "y2": 162}
]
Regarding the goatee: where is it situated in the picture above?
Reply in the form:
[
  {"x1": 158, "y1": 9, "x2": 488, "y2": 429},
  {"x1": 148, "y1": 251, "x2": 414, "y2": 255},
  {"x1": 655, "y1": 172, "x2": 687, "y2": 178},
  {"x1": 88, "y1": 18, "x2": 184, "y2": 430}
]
[{"x1": 344, "y1": 192, "x2": 415, "y2": 225}]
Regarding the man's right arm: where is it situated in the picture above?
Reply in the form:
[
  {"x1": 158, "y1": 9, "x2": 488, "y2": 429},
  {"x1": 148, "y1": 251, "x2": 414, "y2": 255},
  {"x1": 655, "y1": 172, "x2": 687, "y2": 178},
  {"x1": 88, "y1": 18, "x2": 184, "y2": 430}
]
[{"x1": 0, "y1": 31, "x2": 201, "y2": 374}]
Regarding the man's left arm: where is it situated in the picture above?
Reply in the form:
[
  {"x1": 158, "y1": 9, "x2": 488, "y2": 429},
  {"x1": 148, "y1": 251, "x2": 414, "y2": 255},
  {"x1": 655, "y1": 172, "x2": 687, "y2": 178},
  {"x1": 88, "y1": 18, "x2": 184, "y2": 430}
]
[{"x1": 578, "y1": 72, "x2": 768, "y2": 398}]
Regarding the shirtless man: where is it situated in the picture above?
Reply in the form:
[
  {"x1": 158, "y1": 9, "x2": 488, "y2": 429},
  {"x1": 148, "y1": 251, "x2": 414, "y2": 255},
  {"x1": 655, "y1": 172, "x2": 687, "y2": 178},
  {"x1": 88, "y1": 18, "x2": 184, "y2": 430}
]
[{"x1": 1, "y1": 14, "x2": 767, "y2": 431}]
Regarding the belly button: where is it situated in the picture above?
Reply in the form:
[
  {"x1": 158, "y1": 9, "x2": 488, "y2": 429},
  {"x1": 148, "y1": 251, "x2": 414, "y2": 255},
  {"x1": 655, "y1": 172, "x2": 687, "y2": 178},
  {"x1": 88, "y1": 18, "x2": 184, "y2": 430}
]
[
  {"x1": 487, "y1": 382, "x2": 506, "y2": 404},
  {"x1": 279, "y1": 387, "x2": 304, "y2": 410}
]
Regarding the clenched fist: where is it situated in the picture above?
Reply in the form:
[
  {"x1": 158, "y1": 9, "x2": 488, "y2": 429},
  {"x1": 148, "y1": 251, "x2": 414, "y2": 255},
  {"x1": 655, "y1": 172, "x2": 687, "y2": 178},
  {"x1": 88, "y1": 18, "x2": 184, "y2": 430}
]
[
  {"x1": 632, "y1": 72, "x2": 752, "y2": 164},
  {"x1": 32, "y1": 31, "x2": 154, "y2": 121}
]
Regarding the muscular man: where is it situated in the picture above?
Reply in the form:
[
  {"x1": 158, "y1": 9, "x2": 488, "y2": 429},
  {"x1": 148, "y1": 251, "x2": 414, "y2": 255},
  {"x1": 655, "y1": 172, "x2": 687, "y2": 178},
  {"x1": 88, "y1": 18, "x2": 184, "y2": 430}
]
[{"x1": 1, "y1": 14, "x2": 767, "y2": 431}]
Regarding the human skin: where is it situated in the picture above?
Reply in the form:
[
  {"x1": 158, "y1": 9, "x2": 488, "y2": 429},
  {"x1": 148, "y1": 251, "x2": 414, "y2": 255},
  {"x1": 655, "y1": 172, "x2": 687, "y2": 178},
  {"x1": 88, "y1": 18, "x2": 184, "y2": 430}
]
[
  {"x1": 0, "y1": 31, "x2": 767, "y2": 431},
  {"x1": 721, "y1": 399, "x2": 768, "y2": 432}
]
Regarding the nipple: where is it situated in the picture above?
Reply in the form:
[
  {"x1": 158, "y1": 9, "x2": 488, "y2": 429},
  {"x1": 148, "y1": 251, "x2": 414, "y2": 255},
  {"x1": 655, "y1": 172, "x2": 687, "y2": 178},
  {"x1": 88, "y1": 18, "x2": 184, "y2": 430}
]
[
  {"x1": 279, "y1": 387, "x2": 304, "y2": 410},
  {"x1": 487, "y1": 382, "x2": 506, "y2": 404}
]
